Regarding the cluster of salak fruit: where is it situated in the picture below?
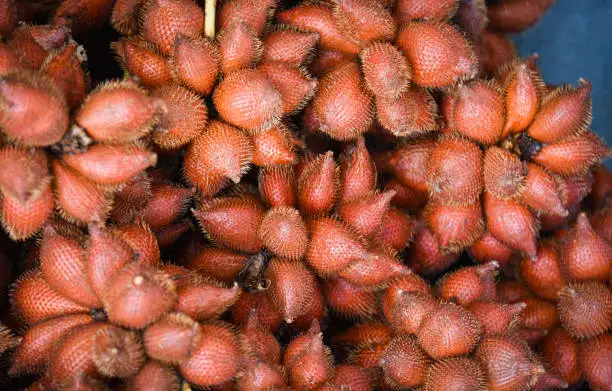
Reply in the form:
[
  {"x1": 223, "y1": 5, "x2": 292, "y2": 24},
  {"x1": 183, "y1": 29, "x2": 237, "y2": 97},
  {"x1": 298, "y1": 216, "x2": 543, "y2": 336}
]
[{"x1": 0, "y1": 0, "x2": 610, "y2": 390}]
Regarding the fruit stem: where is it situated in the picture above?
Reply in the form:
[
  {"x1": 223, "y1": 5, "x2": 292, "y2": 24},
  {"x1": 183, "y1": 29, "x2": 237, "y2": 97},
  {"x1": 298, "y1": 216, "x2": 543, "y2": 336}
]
[{"x1": 205, "y1": 0, "x2": 217, "y2": 39}]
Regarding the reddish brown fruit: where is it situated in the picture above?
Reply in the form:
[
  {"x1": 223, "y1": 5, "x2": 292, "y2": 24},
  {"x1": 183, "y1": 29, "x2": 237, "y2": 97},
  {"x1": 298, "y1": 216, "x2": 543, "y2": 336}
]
[
  {"x1": 111, "y1": 0, "x2": 144, "y2": 35},
  {"x1": 267, "y1": 259, "x2": 316, "y2": 323},
  {"x1": 330, "y1": 364, "x2": 372, "y2": 391},
  {"x1": 332, "y1": 0, "x2": 396, "y2": 45},
  {"x1": 310, "y1": 62, "x2": 373, "y2": 141},
  {"x1": 1, "y1": 180, "x2": 54, "y2": 240},
  {"x1": 396, "y1": 21, "x2": 477, "y2": 88},
  {"x1": 558, "y1": 282, "x2": 612, "y2": 338},
  {"x1": 408, "y1": 225, "x2": 460, "y2": 275},
  {"x1": 184, "y1": 123, "x2": 252, "y2": 195},
  {"x1": 578, "y1": 333, "x2": 612, "y2": 391},
  {"x1": 284, "y1": 321, "x2": 333, "y2": 390},
  {"x1": 380, "y1": 335, "x2": 430, "y2": 389},
  {"x1": 0, "y1": 43, "x2": 19, "y2": 76},
  {"x1": 0, "y1": 0, "x2": 16, "y2": 37},
  {"x1": 475, "y1": 335, "x2": 544, "y2": 391},
  {"x1": 298, "y1": 151, "x2": 339, "y2": 216},
  {"x1": 336, "y1": 323, "x2": 392, "y2": 347},
  {"x1": 151, "y1": 84, "x2": 208, "y2": 149},
  {"x1": 52, "y1": 0, "x2": 114, "y2": 35},
  {"x1": 213, "y1": 69, "x2": 282, "y2": 132},
  {"x1": 0, "y1": 146, "x2": 49, "y2": 202},
  {"x1": 41, "y1": 40, "x2": 87, "y2": 109},
  {"x1": 179, "y1": 322, "x2": 241, "y2": 388},
  {"x1": 276, "y1": 3, "x2": 361, "y2": 54},
  {"x1": 519, "y1": 296, "x2": 559, "y2": 331},
  {"x1": 113, "y1": 38, "x2": 173, "y2": 89},
  {"x1": 424, "y1": 357, "x2": 487, "y2": 391},
  {"x1": 114, "y1": 223, "x2": 160, "y2": 266},
  {"x1": 252, "y1": 124, "x2": 297, "y2": 166},
  {"x1": 126, "y1": 360, "x2": 180, "y2": 391},
  {"x1": 239, "y1": 312, "x2": 281, "y2": 363},
  {"x1": 86, "y1": 224, "x2": 135, "y2": 301},
  {"x1": 488, "y1": 0, "x2": 558, "y2": 33},
  {"x1": 103, "y1": 263, "x2": 177, "y2": 329},
  {"x1": 189, "y1": 247, "x2": 245, "y2": 284},
  {"x1": 437, "y1": 262, "x2": 499, "y2": 306},
  {"x1": 139, "y1": 0, "x2": 204, "y2": 55},
  {"x1": 47, "y1": 323, "x2": 111, "y2": 388},
  {"x1": 469, "y1": 231, "x2": 514, "y2": 268},
  {"x1": 425, "y1": 201, "x2": 485, "y2": 251},
  {"x1": 308, "y1": 49, "x2": 355, "y2": 76},
  {"x1": 468, "y1": 301, "x2": 526, "y2": 335},
  {"x1": 394, "y1": 0, "x2": 458, "y2": 22},
  {"x1": 385, "y1": 138, "x2": 435, "y2": 193},
  {"x1": 306, "y1": 217, "x2": 371, "y2": 276},
  {"x1": 217, "y1": 21, "x2": 263, "y2": 74},
  {"x1": 0, "y1": 70, "x2": 68, "y2": 146},
  {"x1": 559, "y1": 213, "x2": 612, "y2": 282},
  {"x1": 323, "y1": 277, "x2": 378, "y2": 319},
  {"x1": 418, "y1": 302, "x2": 482, "y2": 359},
  {"x1": 11, "y1": 271, "x2": 88, "y2": 326},
  {"x1": 216, "y1": 0, "x2": 276, "y2": 36},
  {"x1": 484, "y1": 194, "x2": 538, "y2": 257},
  {"x1": 258, "y1": 165, "x2": 297, "y2": 207},
  {"x1": 175, "y1": 279, "x2": 240, "y2": 321},
  {"x1": 339, "y1": 244, "x2": 410, "y2": 288},
  {"x1": 528, "y1": 80, "x2": 592, "y2": 143},
  {"x1": 76, "y1": 80, "x2": 157, "y2": 142},
  {"x1": 377, "y1": 86, "x2": 438, "y2": 137},
  {"x1": 532, "y1": 131, "x2": 608, "y2": 176},
  {"x1": 236, "y1": 359, "x2": 287, "y2": 391},
  {"x1": 482, "y1": 31, "x2": 518, "y2": 75},
  {"x1": 40, "y1": 226, "x2": 100, "y2": 308},
  {"x1": 259, "y1": 61, "x2": 317, "y2": 115},
  {"x1": 541, "y1": 328, "x2": 581, "y2": 386},
  {"x1": 427, "y1": 137, "x2": 483, "y2": 205},
  {"x1": 375, "y1": 207, "x2": 417, "y2": 251},
  {"x1": 6, "y1": 26, "x2": 49, "y2": 70},
  {"x1": 521, "y1": 163, "x2": 567, "y2": 216},
  {"x1": 338, "y1": 137, "x2": 376, "y2": 202},
  {"x1": 261, "y1": 26, "x2": 318, "y2": 66},
  {"x1": 171, "y1": 35, "x2": 218, "y2": 95},
  {"x1": 109, "y1": 172, "x2": 153, "y2": 224},
  {"x1": 53, "y1": 161, "x2": 111, "y2": 224},
  {"x1": 62, "y1": 143, "x2": 157, "y2": 186},
  {"x1": 451, "y1": 80, "x2": 505, "y2": 144},
  {"x1": 483, "y1": 146, "x2": 525, "y2": 200},
  {"x1": 141, "y1": 184, "x2": 192, "y2": 229},
  {"x1": 143, "y1": 312, "x2": 201, "y2": 364},
  {"x1": 389, "y1": 291, "x2": 439, "y2": 335},
  {"x1": 385, "y1": 177, "x2": 428, "y2": 209},
  {"x1": 232, "y1": 291, "x2": 283, "y2": 333},
  {"x1": 338, "y1": 190, "x2": 395, "y2": 238},
  {"x1": 193, "y1": 196, "x2": 265, "y2": 253},
  {"x1": 590, "y1": 205, "x2": 612, "y2": 243},
  {"x1": 259, "y1": 207, "x2": 308, "y2": 260},
  {"x1": 10, "y1": 314, "x2": 93, "y2": 375},
  {"x1": 92, "y1": 325, "x2": 145, "y2": 378},
  {"x1": 360, "y1": 42, "x2": 410, "y2": 99},
  {"x1": 519, "y1": 243, "x2": 565, "y2": 301},
  {"x1": 380, "y1": 273, "x2": 431, "y2": 322},
  {"x1": 502, "y1": 61, "x2": 542, "y2": 136}
]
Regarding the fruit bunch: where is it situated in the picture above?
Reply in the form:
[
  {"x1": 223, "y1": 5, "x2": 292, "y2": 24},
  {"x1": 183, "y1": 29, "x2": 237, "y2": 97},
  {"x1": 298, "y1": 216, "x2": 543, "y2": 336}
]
[
  {"x1": 339, "y1": 262, "x2": 573, "y2": 391},
  {"x1": 186, "y1": 137, "x2": 416, "y2": 327},
  {"x1": 0, "y1": 24, "x2": 160, "y2": 240},
  {"x1": 511, "y1": 211, "x2": 612, "y2": 390},
  {"x1": 110, "y1": 0, "x2": 322, "y2": 198},
  {"x1": 9, "y1": 223, "x2": 247, "y2": 390},
  {"x1": 379, "y1": 55, "x2": 609, "y2": 276}
]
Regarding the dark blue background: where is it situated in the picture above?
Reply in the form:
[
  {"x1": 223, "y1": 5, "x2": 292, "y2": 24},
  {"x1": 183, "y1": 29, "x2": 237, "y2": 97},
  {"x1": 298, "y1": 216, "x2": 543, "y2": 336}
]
[{"x1": 513, "y1": 0, "x2": 611, "y2": 163}]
